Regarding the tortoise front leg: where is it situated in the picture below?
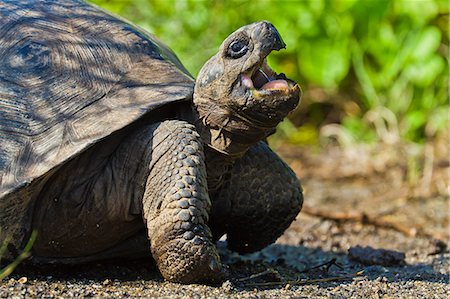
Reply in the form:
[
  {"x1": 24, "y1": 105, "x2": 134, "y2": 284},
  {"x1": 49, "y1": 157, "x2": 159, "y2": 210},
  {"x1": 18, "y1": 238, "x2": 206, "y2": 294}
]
[
  {"x1": 210, "y1": 141, "x2": 303, "y2": 254},
  {"x1": 142, "y1": 120, "x2": 223, "y2": 283}
]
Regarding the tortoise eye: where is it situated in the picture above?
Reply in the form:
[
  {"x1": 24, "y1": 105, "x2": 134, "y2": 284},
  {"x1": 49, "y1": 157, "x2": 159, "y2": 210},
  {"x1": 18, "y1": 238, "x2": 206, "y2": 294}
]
[{"x1": 227, "y1": 40, "x2": 248, "y2": 58}]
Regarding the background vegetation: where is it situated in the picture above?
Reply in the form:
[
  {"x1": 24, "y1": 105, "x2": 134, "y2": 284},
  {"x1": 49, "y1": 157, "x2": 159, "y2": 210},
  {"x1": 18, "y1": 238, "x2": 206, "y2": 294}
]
[{"x1": 89, "y1": 0, "x2": 448, "y2": 146}]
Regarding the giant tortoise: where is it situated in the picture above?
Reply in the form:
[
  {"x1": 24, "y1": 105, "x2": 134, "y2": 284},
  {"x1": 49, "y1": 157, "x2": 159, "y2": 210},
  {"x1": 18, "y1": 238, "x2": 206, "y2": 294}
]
[{"x1": 0, "y1": 0, "x2": 303, "y2": 283}]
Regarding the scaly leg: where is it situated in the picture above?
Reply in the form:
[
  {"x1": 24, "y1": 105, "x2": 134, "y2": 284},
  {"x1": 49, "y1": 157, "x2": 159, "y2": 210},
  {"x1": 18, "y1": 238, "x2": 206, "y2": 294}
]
[
  {"x1": 142, "y1": 120, "x2": 223, "y2": 283},
  {"x1": 210, "y1": 141, "x2": 303, "y2": 253}
]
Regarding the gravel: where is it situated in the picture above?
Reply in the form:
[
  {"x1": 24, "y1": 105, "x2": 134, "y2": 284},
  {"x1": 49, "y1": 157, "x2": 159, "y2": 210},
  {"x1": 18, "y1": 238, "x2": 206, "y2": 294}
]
[{"x1": 1, "y1": 146, "x2": 448, "y2": 298}]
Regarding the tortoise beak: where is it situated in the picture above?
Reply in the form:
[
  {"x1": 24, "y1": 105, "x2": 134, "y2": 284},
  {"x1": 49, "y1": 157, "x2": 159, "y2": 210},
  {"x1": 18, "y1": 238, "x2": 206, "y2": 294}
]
[
  {"x1": 267, "y1": 22, "x2": 286, "y2": 51},
  {"x1": 251, "y1": 21, "x2": 286, "y2": 55}
]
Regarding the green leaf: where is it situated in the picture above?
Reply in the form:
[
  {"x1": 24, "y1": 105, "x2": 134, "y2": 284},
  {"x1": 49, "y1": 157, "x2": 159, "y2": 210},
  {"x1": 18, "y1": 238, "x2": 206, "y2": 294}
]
[
  {"x1": 411, "y1": 26, "x2": 442, "y2": 61},
  {"x1": 394, "y1": 0, "x2": 439, "y2": 25},
  {"x1": 0, "y1": 231, "x2": 37, "y2": 280},
  {"x1": 298, "y1": 39, "x2": 350, "y2": 88},
  {"x1": 405, "y1": 55, "x2": 445, "y2": 87}
]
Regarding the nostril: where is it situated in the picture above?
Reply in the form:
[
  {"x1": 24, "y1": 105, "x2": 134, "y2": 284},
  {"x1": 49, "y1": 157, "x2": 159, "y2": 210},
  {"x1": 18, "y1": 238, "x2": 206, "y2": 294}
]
[
  {"x1": 260, "y1": 20, "x2": 272, "y2": 28},
  {"x1": 264, "y1": 22, "x2": 277, "y2": 36}
]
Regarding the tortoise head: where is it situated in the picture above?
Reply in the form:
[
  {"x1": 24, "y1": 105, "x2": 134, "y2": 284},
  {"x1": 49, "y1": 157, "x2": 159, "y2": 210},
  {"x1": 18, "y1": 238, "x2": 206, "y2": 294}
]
[{"x1": 193, "y1": 21, "x2": 301, "y2": 157}]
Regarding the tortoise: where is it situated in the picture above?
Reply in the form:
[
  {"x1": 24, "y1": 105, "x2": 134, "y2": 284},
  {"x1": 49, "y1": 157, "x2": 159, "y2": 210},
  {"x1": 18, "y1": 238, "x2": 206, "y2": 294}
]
[{"x1": 0, "y1": 0, "x2": 303, "y2": 283}]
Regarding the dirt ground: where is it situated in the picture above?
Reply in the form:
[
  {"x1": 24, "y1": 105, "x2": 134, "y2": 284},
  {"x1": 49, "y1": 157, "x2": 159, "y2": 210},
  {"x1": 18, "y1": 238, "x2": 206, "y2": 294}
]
[{"x1": 1, "y1": 143, "x2": 449, "y2": 298}]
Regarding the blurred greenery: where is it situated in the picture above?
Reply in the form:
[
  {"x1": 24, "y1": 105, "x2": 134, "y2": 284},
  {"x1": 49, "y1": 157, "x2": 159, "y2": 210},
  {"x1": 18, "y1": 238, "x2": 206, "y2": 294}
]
[{"x1": 90, "y1": 0, "x2": 448, "y2": 145}]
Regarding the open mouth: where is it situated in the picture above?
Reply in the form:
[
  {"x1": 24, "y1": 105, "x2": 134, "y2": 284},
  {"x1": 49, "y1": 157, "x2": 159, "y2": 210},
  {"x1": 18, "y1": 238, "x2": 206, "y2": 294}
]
[{"x1": 241, "y1": 58, "x2": 298, "y2": 94}]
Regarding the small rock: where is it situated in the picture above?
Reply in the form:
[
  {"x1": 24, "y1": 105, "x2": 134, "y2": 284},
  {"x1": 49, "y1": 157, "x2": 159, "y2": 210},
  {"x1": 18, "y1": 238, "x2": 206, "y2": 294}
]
[
  {"x1": 102, "y1": 279, "x2": 111, "y2": 286},
  {"x1": 429, "y1": 239, "x2": 448, "y2": 255},
  {"x1": 348, "y1": 246, "x2": 405, "y2": 266},
  {"x1": 18, "y1": 277, "x2": 27, "y2": 284},
  {"x1": 221, "y1": 280, "x2": 234, "y2": 293}
]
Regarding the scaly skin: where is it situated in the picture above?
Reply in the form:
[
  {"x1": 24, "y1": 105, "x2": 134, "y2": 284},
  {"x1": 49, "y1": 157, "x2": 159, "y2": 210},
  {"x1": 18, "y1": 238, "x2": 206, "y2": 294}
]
[
  {"x1": 31, "y1": 119, "x2": 223, "y2": 283},
  {"x1": 209, "y1": 141, "x2": 303, "y2": 253},
  {"x1": 142, "y1": 120, "x2": 223, "y2": 283},
  {"x1": 28, "y1": 21, "x2": 302, "y2": 285}
]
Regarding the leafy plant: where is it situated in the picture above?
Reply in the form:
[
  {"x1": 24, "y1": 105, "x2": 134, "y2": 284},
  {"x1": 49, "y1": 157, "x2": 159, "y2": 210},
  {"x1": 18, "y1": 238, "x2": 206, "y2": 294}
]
[
  {"x1": 89, "y1": 0, "x2": 448, "y2": 145},
  {"x1": 0, "y1": 231, "x2": 37, "y2": 280}
]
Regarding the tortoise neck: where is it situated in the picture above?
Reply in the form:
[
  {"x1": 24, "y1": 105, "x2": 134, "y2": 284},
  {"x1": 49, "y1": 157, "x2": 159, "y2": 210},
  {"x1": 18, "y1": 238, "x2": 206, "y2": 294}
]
[
  {"x1": 203, "y1": 146, "x2": 235, "y2": 193},
  {"x1": 192, "y1": 102, "x2": 275, "y2": 160}
]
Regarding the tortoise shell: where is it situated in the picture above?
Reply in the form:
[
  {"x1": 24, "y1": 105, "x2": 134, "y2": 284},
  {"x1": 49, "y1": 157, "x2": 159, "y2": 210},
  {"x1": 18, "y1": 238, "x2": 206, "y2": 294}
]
[{"x1": 0, "y1": 0, "x2": 193, "y2": 252}]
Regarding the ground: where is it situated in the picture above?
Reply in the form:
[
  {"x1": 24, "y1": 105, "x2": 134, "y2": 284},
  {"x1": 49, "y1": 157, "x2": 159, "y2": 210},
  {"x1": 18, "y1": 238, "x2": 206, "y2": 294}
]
[{"x1": 1, "y1": 143, "x2": 449, "y2": 298}]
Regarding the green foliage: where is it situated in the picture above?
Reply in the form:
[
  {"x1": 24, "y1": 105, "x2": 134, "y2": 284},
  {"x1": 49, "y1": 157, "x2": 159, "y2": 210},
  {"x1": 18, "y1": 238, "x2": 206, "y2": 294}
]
[
  {"x1": 89, "y1": 0, "x2": 448, "y2": 144},
  {"x1": 0, "y1": 231, "x2": 37, "y2": 280}
]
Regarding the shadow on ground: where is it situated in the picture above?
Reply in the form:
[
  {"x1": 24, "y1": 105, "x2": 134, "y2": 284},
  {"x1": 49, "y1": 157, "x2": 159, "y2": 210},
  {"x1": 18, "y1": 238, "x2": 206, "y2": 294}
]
[{"x1": 1, "y1": 145, "x2": 449, "y2": 297}]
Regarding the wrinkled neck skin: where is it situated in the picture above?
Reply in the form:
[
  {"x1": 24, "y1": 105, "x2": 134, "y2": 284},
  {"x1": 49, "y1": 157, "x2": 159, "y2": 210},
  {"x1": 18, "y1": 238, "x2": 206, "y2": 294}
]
[
  {"x1": 190, "y1": 101, "x2": 277, "y2": 192},
  {"x1": 194, "y1": 102, "x2": 276, "y2": 157}
]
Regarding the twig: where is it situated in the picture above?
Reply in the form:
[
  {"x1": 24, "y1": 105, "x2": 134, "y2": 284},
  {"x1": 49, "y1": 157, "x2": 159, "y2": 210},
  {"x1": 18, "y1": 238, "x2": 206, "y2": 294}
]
[
  {"x1": 244, "y1": 270, "x2": 365, "y2": 287},
  {"x1": 238, "y1": 259, "x2": 344, "y2": 285},
  {"x1": 237, "y1": 268, "x2": 278, "y2": 282},
  {"x1": 418, "y1": 141, "x2": 434, "y2": 197},
  {"x1": 299, "y1": 258, "x2": 343, "y2": 273},
  {"x1": 302, "y1": 206, "x2": 418, "y2": 237}
]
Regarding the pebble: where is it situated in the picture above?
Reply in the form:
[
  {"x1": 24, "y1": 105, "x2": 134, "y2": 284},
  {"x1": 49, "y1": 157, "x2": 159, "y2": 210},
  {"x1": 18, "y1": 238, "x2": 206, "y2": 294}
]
[{"x1": 102, "y1": 279, "x2": 111, "y2": 286}]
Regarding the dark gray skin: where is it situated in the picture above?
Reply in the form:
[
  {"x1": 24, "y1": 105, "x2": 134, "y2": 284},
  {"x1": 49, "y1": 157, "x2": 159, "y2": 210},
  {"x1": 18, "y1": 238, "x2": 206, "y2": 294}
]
[
  {"x1": 33, "y1": 22, "x2": 302, "y2": 283},
  {"x1": 0, "y1": 0, "x2": 301, "y2": 283}
]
